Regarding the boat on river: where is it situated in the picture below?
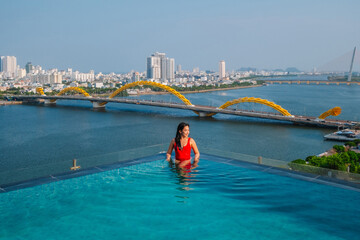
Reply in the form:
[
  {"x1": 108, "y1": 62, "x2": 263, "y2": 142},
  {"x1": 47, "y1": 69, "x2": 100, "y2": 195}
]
[{"x1": 324, "y1": 129, "x2": 360, "y2": 141}]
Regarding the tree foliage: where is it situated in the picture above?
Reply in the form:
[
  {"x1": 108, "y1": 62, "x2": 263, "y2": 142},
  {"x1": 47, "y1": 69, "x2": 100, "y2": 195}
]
[{"x1": 291, "y1": 143, "x2": 360, "y2": 173}]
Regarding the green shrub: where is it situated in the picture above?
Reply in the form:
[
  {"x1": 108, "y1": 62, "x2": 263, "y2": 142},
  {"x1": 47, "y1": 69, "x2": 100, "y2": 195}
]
[
  {"x1": 345, "y1": 142, "x2": 356, "y2": 147},
  {"x1": 305, "y1": 155, "x2": 316, "y2": 162},
  {"x1": 291, "y1": 159, "x2": 306, "y2": 164},
  {"x1": 347, "y1": 151, "x2": 359, "y2": 162},
  {"x1": 307, "y1": 156, "x2": 324, "y2": 167},
  {"x1": 339, "y1": 152, "x2": 350, "y2": 164},
  {"x1": 333, "y1": 145, "x2": 345, "y2": 153},
  {"x1": 300, "y1": 149, "x2": 360, "y2": 173},
  {"x1": 324, "y1": 155, "x2": 347, "y2": 171}
]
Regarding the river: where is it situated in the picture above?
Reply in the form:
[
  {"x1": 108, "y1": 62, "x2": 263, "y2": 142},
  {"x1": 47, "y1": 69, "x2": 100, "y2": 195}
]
[{"x1": 1, "y1": 83, "x2": 359, "y2": 177}]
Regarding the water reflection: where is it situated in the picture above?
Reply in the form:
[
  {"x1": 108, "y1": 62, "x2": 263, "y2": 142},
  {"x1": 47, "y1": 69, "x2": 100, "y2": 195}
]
[{"x1": 167, "y1": 160, "x2": 199, "y2": 192}]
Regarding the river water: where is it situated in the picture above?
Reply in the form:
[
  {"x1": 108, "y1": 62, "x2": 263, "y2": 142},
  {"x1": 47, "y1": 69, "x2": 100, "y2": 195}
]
[{"x1": 0, "y1": 84, "x2": 359, "y2": 176}]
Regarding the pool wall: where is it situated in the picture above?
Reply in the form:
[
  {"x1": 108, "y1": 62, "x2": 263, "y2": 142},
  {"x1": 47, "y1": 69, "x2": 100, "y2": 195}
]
[{"x1": 1, "y1": 153, "x2": 359, "y2": 193}]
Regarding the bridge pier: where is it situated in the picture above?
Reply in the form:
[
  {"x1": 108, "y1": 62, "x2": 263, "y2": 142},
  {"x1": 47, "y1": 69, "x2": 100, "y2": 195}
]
[
  {"x1": 93, "y1": 102, "x2": 106, "y2": 108},
  {"x1": 44, "y1": 99, "x2": 56, "y2": 105},
  {"x1": 197, "y1": 111, "x2": 213, "y2": 117}
]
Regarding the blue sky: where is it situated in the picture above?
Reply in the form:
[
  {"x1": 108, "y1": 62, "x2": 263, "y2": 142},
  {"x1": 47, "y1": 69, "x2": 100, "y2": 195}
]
[{"x1": 1, "y1": 0, "x2": 360, "y2": 72}]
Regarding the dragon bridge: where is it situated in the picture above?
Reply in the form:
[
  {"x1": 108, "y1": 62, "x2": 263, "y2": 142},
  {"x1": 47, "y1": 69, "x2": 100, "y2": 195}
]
[
  {"x1": 36, "y1": 87, "x2": 45, "y2": 95},
  {"x1": 35, "y1": 84, "x2": 342, "y2": 120},
  {"x1": 202, "y1": 97, "x2": 293, "y2": 117},
  {"x1": 37, "y1": 87, "x2": 91, "y2": 103},
  {"x1": 318, "y1": 107, "x2": 342, "y2": 119},
  {"x1": 99, "y1": 81, "x2": 193, "y2": 106}
]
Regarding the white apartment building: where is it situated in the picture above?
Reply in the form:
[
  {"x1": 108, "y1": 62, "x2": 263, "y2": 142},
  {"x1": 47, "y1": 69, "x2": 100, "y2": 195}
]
[
  {"x1": 72, "y1": 70, "x2": 95, "y2": 82},
  {"x1": 147, "y1": 52, "x2": 175, "y2": 81},
  {"x1": 166, "y1": 58, "x2": 175, "y2": 81},
  {"x1": 147, "y1": 54, "x2": 161, "y2": 80},
  {"x1": 17, "y1": 68, "x2": 26, "y2": 78},
  {"x1": 219, "y1": 60, "x2": 225, "y2": 80},
  {"x1": 1, "y1": 56, "x2": 17, "y2": 78},
  {"x1": 31, "y1": 73, "x2": 62, "y2": 84}
]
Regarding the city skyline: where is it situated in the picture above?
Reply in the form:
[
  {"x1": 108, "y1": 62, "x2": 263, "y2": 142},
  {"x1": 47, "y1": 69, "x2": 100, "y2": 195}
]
[
  {"x1": 1, "y1": 0, "x2": 360, "y2": 72},
  {"x1": 2, "y1": 53, "x2": 359, "y2": 77}
]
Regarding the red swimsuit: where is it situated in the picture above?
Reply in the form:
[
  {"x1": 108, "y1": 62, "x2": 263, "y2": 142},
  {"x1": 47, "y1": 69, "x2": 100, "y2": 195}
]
[{"x1": 174, "y1": 138, "x2": 191, "y2": 161}]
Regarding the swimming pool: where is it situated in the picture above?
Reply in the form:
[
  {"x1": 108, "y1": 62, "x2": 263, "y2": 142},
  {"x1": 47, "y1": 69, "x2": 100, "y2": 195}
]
[{"x1": 1, "y1": 154, "x2": 359, "y2": 240}]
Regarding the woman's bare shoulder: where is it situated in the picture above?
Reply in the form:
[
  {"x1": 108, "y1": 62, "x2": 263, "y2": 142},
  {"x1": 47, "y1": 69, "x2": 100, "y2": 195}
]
[{"x1": 190, "y1": 138, "x2": 196, "y2": 144}]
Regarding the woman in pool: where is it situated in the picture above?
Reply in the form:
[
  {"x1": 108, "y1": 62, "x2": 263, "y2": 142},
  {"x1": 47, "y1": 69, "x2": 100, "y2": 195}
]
[{"x1": 166, "y1": 122, "x2": 200, "y2": 169}]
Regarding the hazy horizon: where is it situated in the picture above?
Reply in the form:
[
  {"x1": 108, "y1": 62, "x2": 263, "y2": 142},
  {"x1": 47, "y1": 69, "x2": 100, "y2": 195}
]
[{"x1": 1, "y1": 0, "x2": 360, "y2": 73}]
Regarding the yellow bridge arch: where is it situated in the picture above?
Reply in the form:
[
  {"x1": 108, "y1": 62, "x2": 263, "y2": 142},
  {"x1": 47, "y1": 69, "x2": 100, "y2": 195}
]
[
  {"x1": 37, "y1": 87, "x2": 91, "y2": 103},
  {"x1": 56, "y1": 87, "x2": 90, "y2": 97},
  {"x1": 318, "y1": 107, "x2": 341, "y2": 119},
  {"x1": 37, "y1": 87, "x2": 90, "y2": 97},
  {"x1": 51, "y1": 87, "x2": 90, "y2": 102},
  {"x1": 100, "y1": 81, "x2": 193, "y2": 106},
  {"x1": 36, "y1": 87, "x2": 45, "y2": 95},
  {"x1": 205, "y1": 97, "x2": 293, "y2": 117}
]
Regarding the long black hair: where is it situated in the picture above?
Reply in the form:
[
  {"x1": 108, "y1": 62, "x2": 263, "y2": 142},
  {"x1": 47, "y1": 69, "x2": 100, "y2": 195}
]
[{"x1": 175, "y1": 122, "x2": 189, "y2": 150}]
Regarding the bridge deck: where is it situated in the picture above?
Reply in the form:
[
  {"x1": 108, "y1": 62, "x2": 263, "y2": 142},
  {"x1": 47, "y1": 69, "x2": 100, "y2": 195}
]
[{"x1": 14, "y1": 95, "x2": 358, "y2": 128}]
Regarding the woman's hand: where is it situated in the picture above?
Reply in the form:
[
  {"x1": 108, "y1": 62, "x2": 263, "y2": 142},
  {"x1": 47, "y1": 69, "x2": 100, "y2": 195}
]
[
  {"x1": 191, "y1": 161, "x2": 199, "y2": 169},
  {"x1": 166, "y1": 139, "x2": 175, "y2": 162},
  {"x1": 190, "y1": 138, "x2": 200, "y2": 163}
]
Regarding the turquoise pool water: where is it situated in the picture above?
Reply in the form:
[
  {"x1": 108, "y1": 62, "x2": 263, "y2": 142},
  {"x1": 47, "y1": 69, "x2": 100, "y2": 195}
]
[{"x1": 1, "y1": 155, "x2": 359, "y2": 240}]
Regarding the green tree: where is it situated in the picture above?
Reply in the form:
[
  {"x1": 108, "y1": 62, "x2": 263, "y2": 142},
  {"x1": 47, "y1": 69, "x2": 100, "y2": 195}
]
[
  {"x1": 345, "y1": 141, "x2": 356, "y2": 147},
  {"x1": 333, "y1": 145, "x2": 345, "y2": 153},
  {"x1": 291, "y1": 159, "x2": 306, "y2": 164}
]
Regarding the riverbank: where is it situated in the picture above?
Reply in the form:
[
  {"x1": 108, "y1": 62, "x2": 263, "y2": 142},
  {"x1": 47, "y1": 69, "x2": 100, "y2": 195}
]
[
  {"x1": 90, "y1": 84, "x2": 263, "y2": 97},
  {"x1": 136, "y1": 84, "x2": 263, "y2": 96},
  {"x1": 0, "y1": 101, "x2": 22, "y2": 106}
]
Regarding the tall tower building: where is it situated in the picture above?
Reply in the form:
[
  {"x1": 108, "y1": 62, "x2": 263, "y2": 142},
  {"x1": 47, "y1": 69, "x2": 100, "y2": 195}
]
[
  {"x1": 160, "y1": 56, "x2": 167, "y2": 81},
  {"x1": 132, "y1": 72, "x2": 140, "y2": 83},
  {"x1": 0, "y1": 56, "x2": 3, "y2": 72},
  {"x1": 219, "y1": 60, "x2": 225, "y2": 80},
  {"x1": 25, "y1": 62, "x2": 33, "y2": 74},
  {"x1": 147, "y1": 52, "x2": 175, "y2": 81},
  {"x1": 177, "y1": 64, "x2": 182, "y2": 73},
  {"x1": 166, "y1": 58, "x2": 175, "y2": 81},
  {"x1": 147, "y1": 55, "x2": 161, "y2": 80},
  {"x1": 2, "y1": 56, "x2": 17, "y2": 78}
]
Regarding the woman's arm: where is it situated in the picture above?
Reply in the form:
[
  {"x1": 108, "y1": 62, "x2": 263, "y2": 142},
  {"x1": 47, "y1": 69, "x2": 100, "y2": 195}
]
[
  {"x1": 190, "y1": 139, "x2": 200, "y2": 163},
  {"x1": 166, "y1": 139, "x2": 175, "y2": 161}
]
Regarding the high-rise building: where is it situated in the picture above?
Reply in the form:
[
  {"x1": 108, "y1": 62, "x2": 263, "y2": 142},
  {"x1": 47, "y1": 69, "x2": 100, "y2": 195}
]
[
  {"x1": 219, "y1": 60, "x2": 225, "y2": 80},
  {"x1": 193, "y1": 67, "x2": 200, "y2": 73},
  {"x1": 147, "y1": 54, "x2": 161, "y2": 80},
  {"x1": 166, "y1": 58, "x2": 175, "y2": 81},
  {"x1": 2, "y1": 56, "x2": 17, "y2": 78},
  {"x1": 50, "y1": 73, "x2": 62, "y2": 84},
  {"x1": 177, "y1": 64, "x2": 182, "y2": 73},
  {"x1": 0, "y1": 56, "x2": 3, "y2": 72},
  {"x1": 147, "y1": 52, "x2": 175, "y2": 81},
  {"x1": 25, "y1": 62, "x2": 33, "y2": 74},
  {"x1": 17, "y1": 67, "x2": 26, "y2": 78},
  {"x1": 132, "y1": 72, "x2": 140, "y2": 82}
]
